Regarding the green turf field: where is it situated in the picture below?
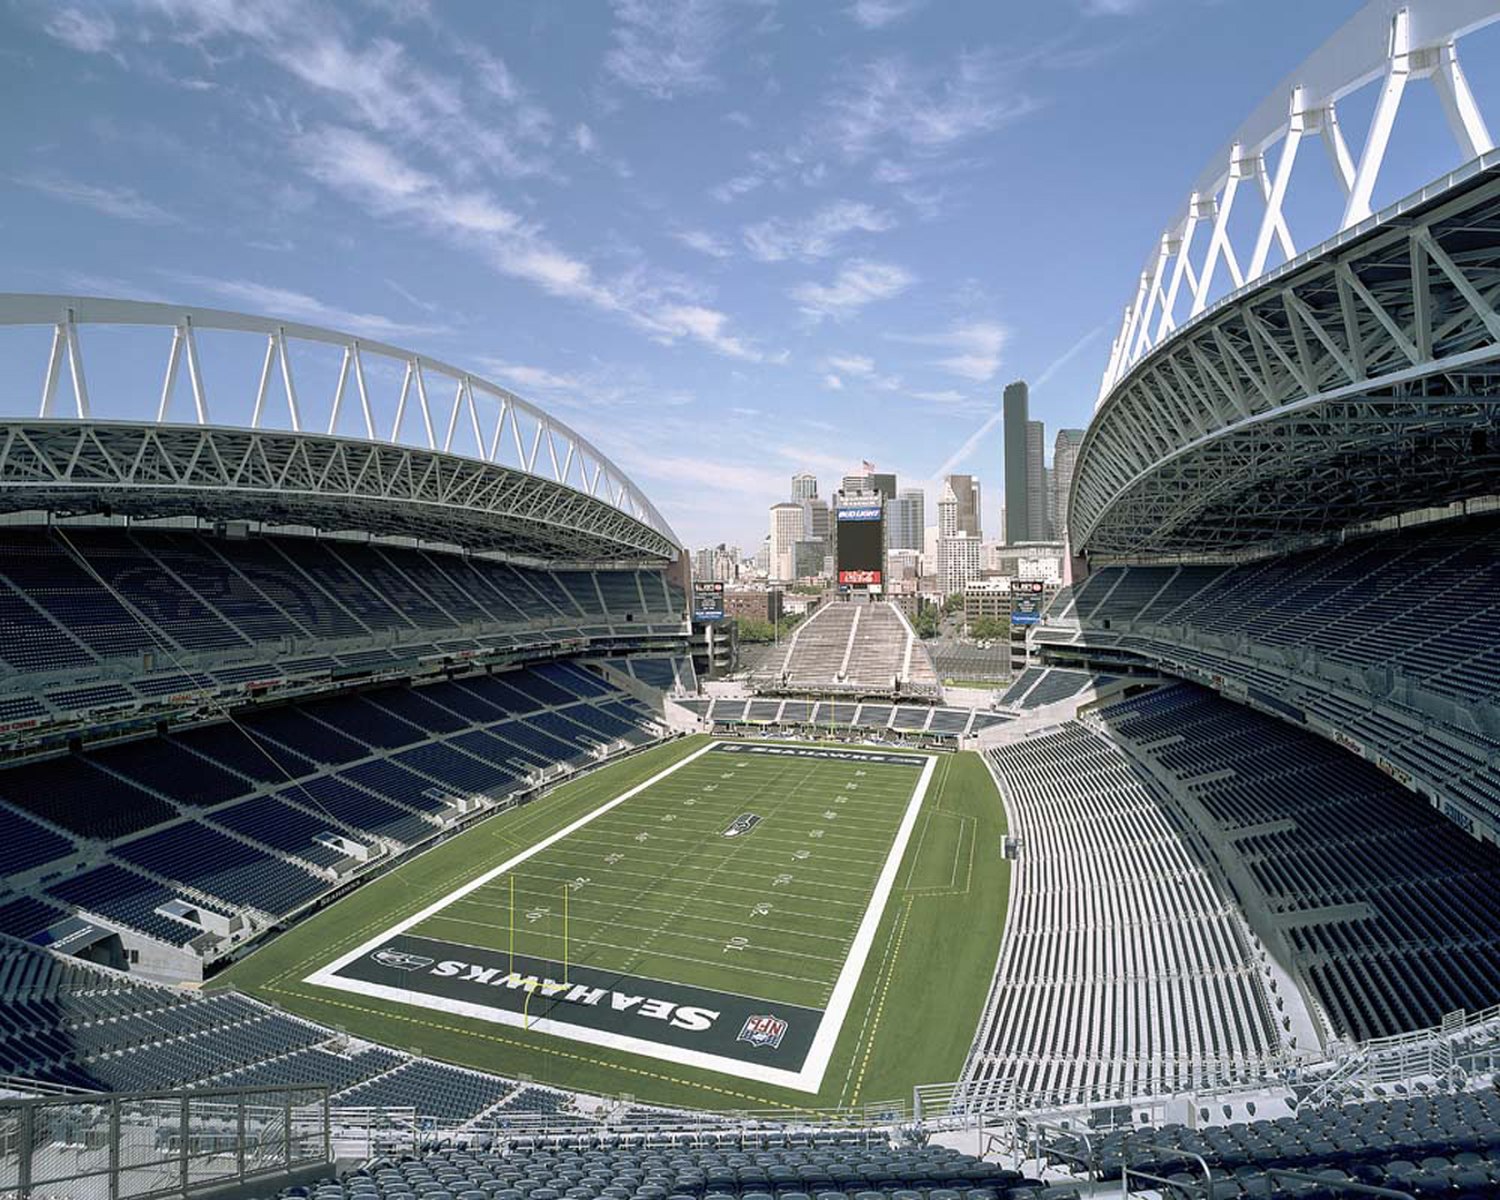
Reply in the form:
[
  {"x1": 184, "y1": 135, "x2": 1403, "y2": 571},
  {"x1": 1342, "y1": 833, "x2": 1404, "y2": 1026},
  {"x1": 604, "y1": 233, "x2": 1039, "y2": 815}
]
[
  {"x1": 215, "y1": 735, "x2": 1009, "y2": 1113},
  {"x1": 411, "y1": 742, "x2": 921, "y2": 1010}
]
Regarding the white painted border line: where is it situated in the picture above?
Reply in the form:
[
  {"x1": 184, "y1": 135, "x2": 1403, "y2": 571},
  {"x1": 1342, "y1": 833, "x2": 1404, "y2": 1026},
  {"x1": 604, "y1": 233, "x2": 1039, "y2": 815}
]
[{"x1": 305, "y1": 741, "x2": 935, "y2": 1093}]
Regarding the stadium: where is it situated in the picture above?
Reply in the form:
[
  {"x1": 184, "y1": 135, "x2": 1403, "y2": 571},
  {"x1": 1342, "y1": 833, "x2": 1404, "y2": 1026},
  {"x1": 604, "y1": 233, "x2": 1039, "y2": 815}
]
[{"x1": 3, "y1": 2, "x2": 1500, "y2": 1199}]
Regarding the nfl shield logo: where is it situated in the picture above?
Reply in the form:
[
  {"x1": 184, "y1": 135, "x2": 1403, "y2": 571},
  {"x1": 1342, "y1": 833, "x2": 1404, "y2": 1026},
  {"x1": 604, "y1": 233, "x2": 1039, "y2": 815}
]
[{"x1": 737, "y1": 1013, "x2": 788, "y2": 1049}]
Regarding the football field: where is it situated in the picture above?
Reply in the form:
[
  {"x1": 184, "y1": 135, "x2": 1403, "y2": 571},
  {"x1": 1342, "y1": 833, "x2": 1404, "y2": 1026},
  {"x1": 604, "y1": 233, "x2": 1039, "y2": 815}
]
[
  {"x1": 307, "y1": 741, "x2": 934, "y2": 1091},
  {"x1": 220, "y1": 734, "x2": 1010, "y2": 1111}
]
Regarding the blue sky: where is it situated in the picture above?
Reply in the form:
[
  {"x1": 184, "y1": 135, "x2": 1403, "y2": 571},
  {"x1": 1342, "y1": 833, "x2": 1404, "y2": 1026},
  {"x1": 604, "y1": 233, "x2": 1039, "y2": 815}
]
[{"x1": 4, "y1": 0, "x2": 1456, "y2": 551}]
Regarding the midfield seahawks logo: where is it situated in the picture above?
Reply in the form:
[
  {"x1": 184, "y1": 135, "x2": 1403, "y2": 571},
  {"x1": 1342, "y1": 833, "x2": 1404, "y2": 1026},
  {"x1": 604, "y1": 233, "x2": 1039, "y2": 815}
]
[
  {"x1": 371, "y1": 947, "x2": 435, "y2": 972},
  {"x1": 737, "y1": 1013, "x2": 788, "y2": 1049},
  {"x1": 722, "y1": 813, "x2": 762, "y2": 838}
]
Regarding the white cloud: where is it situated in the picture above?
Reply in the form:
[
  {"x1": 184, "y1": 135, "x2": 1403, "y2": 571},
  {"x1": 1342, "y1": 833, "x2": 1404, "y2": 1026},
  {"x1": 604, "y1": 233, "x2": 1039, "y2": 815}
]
[
  {"x1": 710, "y1": 172, "x2": 765, "y2": 203},
  {"x1": 299, "y1": 126, "x2": 771, "y2": 361},
  {"x1": 604, "y1": 0, "x2": 742, "y2": 99},
  {"x1": 893, "y1": 320, "x2": 1007, "y2": 381},
  {"x1": 44, "y1": 7, "x2": 119, "y2": 54},
  {"x1": 167, "y1": 273, "x2": 439, "y2": 340},
  {"x1": 571, "y1": 123, "x2": 598, "y2": 154},
  {"x1": 114, "y1": 1, "x2": 555, "y2": 180},
  {"x1": 823, "y1": 374, "x2": 844, "y2": 390},
  {"x1": 826, "y1": 354, "x2": 875, "y2": 377},
  {"x1": 791, "y1": 259, "x2": 913, "y2": 321},
  {"x1": 822, "y1": 352, "x2": 902, "y2": 393},
  {"x1": 823, "y1": 52, "x2": 1036, "y2": 162},
  {"x1": 847, "y1": 0, "x2": 925, "y2": 29},
  {"x1": 653, "y1": 304, "x2": 762, "y2": 360},
  {"x1": 14, "y1": 173, "x2": 178, "y2": 224},
  {"x1": 743, "y1": 200, "x2": 895, "y2": 263},
  {"x1": 675, "y1": 229, "x2": 734, "y2": 259},
  {"x1": 911, "y1": 388, "x2": 970, "y2": 406}
]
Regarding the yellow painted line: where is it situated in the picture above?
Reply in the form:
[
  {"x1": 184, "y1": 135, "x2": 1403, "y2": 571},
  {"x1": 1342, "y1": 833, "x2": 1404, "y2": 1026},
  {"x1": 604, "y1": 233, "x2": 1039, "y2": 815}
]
[{"x1": 849, "y1": 895, "x2": 913, "y2": 1106}]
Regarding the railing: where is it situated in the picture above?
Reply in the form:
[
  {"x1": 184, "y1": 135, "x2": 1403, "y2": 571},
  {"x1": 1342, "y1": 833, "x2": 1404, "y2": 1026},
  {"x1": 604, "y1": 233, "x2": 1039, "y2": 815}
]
[
  {"x1": 913, "y1": 1002, "x2": 1500, "y2": 1133},
  {"x1": 327, "y1": 1095, "x2": 911, "y2": 1156},
  {"x1": 0, "y1": 1083, "x2": 330, "y2": 1200}
]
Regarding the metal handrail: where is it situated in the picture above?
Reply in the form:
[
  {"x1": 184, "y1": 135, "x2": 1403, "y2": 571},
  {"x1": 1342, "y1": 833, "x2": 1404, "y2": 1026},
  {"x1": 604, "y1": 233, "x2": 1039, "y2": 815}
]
[
  {"x1": 1264, "y1": 1169, "x2": 1414, "y2": 1200},
  {"x1": 1122, "y1": 1141, "x2": 1214, "y2": 1200}
]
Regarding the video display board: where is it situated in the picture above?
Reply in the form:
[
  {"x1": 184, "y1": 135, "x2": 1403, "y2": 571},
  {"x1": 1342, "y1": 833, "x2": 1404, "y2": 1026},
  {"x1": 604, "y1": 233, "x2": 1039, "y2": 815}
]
[
  {"x1": 1010, "y1": 578, "x2": 1045, "y2": 626},
  {"x1": 836, "y1": 504, "x2": 883, "y2": 586},
  {"x1": 692, "y1": 580, "x2": 725, "y2": 622}
]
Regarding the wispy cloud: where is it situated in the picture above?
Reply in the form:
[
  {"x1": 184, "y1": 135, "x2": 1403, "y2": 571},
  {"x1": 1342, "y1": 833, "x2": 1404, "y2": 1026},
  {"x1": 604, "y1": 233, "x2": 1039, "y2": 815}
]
[
  {"x1": 44, "y1": 7, "x2": 120, "y2": 54},
  {"x1": 822, "y1": 352, "x2": 902, "y2": 393},
  {"x1": 822, "y1": 51, "x2": 1036, "y2": 162},
  {"x1": 710, "y1": 172, "x2": 765, "y2": 203},
  {"x1": 167, "y1": 273, "x2": 440, "y2": 340},
  {"x1": 791, "y1": 259, "x2": 913, "y2": 320},
  {"x1": 298, "y1": 125, "x2": 771, "y2": 361},
  {"x1": 604, "y1": 0, "x2": 753, "y2": 99},
  {"x1": 675, "y1": 229, "x2": 734, "y2": 259},
  {"x1": 847, "y1": 0, "x2": 926, "y2": 29},
  {"x1": 104, "y1": 1, "x2": 556, "y2": 180},
  {"x1": 743, "y1": 200, "x2": 895, "y2": 263},
  {"x1": 1080, "y1": 0, "x2": 1148, "y2": 14},
  {"x1": 892, "y1": 320, "x2": 1007, "y2": 381},
  {"x1": 14, "y1": 173, "x2": 179, "y2": 224}
]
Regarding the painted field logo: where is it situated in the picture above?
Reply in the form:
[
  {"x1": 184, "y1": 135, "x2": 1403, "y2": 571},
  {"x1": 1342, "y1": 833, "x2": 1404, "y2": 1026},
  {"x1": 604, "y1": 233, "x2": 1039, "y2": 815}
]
[
  {"x1": 371, "y1": 948, "x2": 434, "y2": 972},
  {"x1": 737, "y1": 1013, "x2": 789, "y2": 1049},
  {"x1": 722, "y1": 813, "x2": 762, "y2": 838}
]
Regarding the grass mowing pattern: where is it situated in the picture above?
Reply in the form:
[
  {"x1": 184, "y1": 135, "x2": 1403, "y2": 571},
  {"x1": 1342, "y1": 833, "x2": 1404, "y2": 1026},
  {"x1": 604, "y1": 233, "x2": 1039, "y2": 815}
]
[
  {"x1": 417, "y1": 745, "x2": 921, "y2": 1011},
  {"x1": 215, "y1": 735, "x2": 1009, "y2": 1112}
]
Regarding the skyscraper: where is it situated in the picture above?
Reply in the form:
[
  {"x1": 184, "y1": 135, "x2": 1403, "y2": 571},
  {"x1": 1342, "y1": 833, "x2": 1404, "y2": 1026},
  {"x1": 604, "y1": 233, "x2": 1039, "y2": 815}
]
[
  {"x1": 768, "y1": 502, "x2": 804, "y2": 582},
  {"x1": 1026, "y1": 420, "x2": 1048, "y2": 541},
  {"x1": 1051, "y1": 428, "x2": 1086, "y2": 546},
  {"x1": 1003, "y1": 380, "x2": 1030, "y2": 545},
  {"x1": 937, "y1": 481, "x2": 959, "y2": 538},
  {"x1": 886, "y1": 487, "x2": 925, "y2": 551},
  {"x1": 791, "y1": 472, "x2": 818, "y2": 501},
  {"x1": 945, "y1": 474, "x2": 981, "y2": 537}
]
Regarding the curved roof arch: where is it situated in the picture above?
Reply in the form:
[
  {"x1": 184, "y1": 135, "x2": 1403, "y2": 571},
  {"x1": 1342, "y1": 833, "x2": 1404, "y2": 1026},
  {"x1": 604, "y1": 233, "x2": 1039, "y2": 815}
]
[{"x1": 0, "y1": 293, "x2": 680, "y2": 561}]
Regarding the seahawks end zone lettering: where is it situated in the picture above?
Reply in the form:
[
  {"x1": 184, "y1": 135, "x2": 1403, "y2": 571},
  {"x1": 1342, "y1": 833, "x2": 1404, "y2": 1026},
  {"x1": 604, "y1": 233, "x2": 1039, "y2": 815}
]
[
  {"x1": 303, "y1": 740, "x2": 938, "y2": 1093},
  {"x1": 330, "y1": 933, "x2": 820, "y2": 1068}
]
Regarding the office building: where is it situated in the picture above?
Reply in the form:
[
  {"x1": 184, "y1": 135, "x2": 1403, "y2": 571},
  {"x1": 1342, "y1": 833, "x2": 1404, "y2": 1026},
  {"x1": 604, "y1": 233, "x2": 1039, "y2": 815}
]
[
  {"x1": 1003, "y1": 380, "x2": 1030, "y2": 544},
  {"x1": 841, "y1": 468, "x2": 896, "y2": 500},
  {"x1": 1052, "y1": 428, "x2": 1086, "y2": 545},
  {"x1": 768, "y1": 502, "x2": 804, "y2": 582},
  {"x1": 886, "y1": 487, "x2": 925, "y2": 551},
  {"x1": 937, "y1": 531, "x2": 982, "y2": 597},
  {"x1": 791, "y1": 472, "x2": 818, "y2": 501},
  {"x1": 1025, "y1": 420, "x2": 1048, "y2": 541}
]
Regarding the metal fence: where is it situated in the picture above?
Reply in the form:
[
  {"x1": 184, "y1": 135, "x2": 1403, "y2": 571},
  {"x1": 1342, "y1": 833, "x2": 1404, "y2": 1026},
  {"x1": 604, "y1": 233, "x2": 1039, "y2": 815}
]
[{"x1": 0, "y1": 1084, "x2": 330, "y2": 1200}]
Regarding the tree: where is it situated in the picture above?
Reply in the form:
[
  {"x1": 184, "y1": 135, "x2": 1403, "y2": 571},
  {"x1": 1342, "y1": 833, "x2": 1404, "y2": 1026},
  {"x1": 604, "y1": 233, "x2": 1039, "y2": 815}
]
[
  {"x1": 913, "y1": 607, "x2": 941, "y2": 639},
  {"x1": 734, "y1": 613, "x2": 805, "y2": 644},
  {"x1": 968, "y1": 616, "x2": 1009, "y2": 641}
]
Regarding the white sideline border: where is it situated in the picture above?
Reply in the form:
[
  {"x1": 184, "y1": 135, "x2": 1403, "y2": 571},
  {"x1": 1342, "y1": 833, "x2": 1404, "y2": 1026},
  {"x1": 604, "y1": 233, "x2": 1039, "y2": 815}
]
[{"x1": 304, "y1": 739, "x2": 937, "y2": 1093}]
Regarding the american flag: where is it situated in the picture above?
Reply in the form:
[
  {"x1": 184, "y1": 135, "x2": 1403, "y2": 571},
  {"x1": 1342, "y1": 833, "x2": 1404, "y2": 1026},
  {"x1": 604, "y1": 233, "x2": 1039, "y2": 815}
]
[{"x1": 861, "y1": 460, "x2": 875, "y2": 473}]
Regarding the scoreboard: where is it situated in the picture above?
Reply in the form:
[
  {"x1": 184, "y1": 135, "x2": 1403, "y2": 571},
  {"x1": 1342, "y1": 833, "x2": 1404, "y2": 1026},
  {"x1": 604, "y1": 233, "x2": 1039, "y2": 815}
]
[
  {"x1": 836, "y1": 503, "x2": 883, "y2": 587},
  {"x1": 692, "y1": 580, "x2": 725, "y2": 622},
  {"x1": 1010, "y1": 578, "x2": 1045, "y2": 626}
]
